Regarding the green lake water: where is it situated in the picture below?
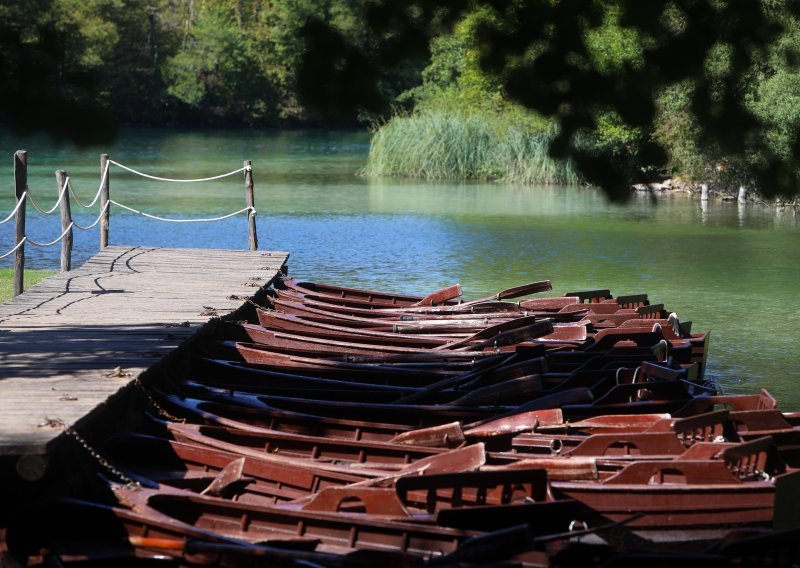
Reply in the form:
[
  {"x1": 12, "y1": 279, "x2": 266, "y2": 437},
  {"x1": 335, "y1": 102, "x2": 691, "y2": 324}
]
[{"x1": 1, "y1": 128, "x2": 799, "y2": 407}]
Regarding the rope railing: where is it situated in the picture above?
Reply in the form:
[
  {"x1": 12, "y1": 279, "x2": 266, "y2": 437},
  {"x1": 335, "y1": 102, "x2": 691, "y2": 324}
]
[
  {"x1": 108, "y1": 159, "x2": 249, "y2": 183},
  {"x1": 0, "y1": 191, "x2": 27, "y2": 225},
  {"x1": 0, "y1": 160, "x2": 106, "y2": 226},
  {"x1": 26, "y1": 222, "x2": 74, "y2": 247},
  {"x1": 0, "y1": 237, "x2": 27, "y2": 260},
  {"x1": 72, "y1": 202, "x2": 109, "y2": 231},
  {"x1": 69, "y1": 161, "x2": 108, "y2": 209},
  {"x1": 26, "y1": 177, "x2": 70, "y2": 216},
  {"x1": 109, "y1": 200, "x2": 254, "y2": 223},
  {"x1": 2, "y1": 152, "x2": 259, "y2": 297}
]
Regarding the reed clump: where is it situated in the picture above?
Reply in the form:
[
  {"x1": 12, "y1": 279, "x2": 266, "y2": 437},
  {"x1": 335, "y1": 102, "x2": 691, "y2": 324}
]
[{"x1": 362, "y1": 110, "x2": 581, "y2": 185}]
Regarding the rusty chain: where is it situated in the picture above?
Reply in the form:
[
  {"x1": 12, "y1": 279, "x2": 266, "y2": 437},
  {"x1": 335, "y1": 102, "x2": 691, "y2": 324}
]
[
  {"x1": 133, "y1": 377, "x2": 185, "y2": 423},
  {"x1": 40, "y1": 418, "x2": 140, "y2": 487}
]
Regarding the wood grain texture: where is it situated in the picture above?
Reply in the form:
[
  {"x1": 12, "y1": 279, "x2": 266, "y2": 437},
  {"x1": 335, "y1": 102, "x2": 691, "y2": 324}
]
[{"x1": 0, "y1": 245, "x2": 289, "y2": 456}]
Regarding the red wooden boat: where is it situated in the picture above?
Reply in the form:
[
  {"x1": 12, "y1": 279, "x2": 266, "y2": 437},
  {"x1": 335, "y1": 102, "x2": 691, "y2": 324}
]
[{"x1": 550, "y1": 437, "x2": 800, "y2": 542}]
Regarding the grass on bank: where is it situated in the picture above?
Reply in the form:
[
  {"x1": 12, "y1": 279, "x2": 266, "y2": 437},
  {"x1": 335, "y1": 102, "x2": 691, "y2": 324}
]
[
  {"x1": 0, "y1": 268, "x2": 56, "y2": 303},
  {"x1": 361, "y1": 110, "x2": 581, "y2": 185}
]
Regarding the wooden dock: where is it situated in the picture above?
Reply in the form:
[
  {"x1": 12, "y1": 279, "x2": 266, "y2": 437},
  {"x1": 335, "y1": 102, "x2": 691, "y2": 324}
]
[{"x1": 0, "y1": 245, "x2": 288, "y2": 459}]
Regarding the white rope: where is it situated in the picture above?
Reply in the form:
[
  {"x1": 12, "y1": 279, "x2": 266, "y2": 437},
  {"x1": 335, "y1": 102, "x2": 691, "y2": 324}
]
[
  {"x1": 72, "y1": 201, "x2": 110, "y2": 231},
  {"x1": 26, "y1": 222, "x2": 74, "y2": 247},
  {"x1": 108, "y1": 159, "x2": 249, "y2": 183},
  {"x1": 0, "y1": 192, "x2": 27, "y2": 225},
  {"x1": 27, "y1": 178, "x2": 70, "y2": 216},
  {"x1": 109, "y1": 199, "x2": 254, "y2": 223},
  {"x1": 0, "y1": 237, "x2": 26, "y2": 259},
  {"x1": 70, "y1": 162, "x2": 108, "y2": 209}
]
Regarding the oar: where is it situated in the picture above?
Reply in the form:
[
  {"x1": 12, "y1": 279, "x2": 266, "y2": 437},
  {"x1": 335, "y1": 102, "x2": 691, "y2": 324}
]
[
  {"x1": 459, "y1": 279, "x2": 553, "y2": 306},
  {"x1": 454, "y1": 319, "x2": 554, "y2": 352},
  {"x1": 434, "y1": 315, "x2": 541, "y2": 350},
  {"x1": 411, "y1": 283, "x2": 462, "y2": 306}
]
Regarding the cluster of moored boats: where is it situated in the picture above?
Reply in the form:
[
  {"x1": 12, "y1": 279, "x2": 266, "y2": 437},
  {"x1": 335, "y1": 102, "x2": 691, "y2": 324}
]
[{"x1": 7, "y1": 276, "x2": 800, "y2": 566}]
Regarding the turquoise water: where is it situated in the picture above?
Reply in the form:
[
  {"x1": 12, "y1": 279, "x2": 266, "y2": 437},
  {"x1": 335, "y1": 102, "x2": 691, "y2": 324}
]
[{"x1": 1, "y1": 128, "x2": 799, "y2": 407}]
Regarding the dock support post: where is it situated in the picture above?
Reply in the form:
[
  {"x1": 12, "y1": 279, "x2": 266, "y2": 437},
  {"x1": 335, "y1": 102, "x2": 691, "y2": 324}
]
[
  {"x1": 100, "y1": 154, "x2": 110, "y2": 249},
  {"x1": 244, "y1": 159, "x2": 258, "y2": 251},
  {"x1": 13, "y1": 150, "x2": 27, "y2": 297},
  {"x1": 56, "y1": 170, "x2": 73, "y2": 272}
]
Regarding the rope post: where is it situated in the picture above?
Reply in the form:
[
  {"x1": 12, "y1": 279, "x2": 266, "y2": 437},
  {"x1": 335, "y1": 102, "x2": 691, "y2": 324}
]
[
  {"x1": 738, "y1": 185, "x2": 747, "y2": 204},
  {"x1": 55, "y1": 170, "x2": 73, "y2": 272},
  {"x1": 13, "y1": 150, "x2": 27, "y2": 297},
  {"x1": 100, "y1": 154, "x2": 110, "y2": 249},
  {"x1": 243, "y1": 160, "x2": 258, "y2": 251}
]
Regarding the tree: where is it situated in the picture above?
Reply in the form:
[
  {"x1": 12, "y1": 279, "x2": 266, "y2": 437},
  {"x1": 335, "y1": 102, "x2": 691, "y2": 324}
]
[
  {"x1": 295, "y1": 0, "x2": 800, "y2": 199},
  {"x1": 0, "y1": 0, "x2": 117, "y2": 145},
  {"x1": 162, "y1": 1, "x2": 279, "y2": 125}
]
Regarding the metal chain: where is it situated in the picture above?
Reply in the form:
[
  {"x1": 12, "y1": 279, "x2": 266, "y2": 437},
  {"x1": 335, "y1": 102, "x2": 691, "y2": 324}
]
[
  {"x1": 57, "y1": 421, "x2": 140, "y2": 487},
  {"x1": 133, "y1": 377, "x2": 185, "y2": 422},
  {"x1": 247, "y1": 299, "x2": 269, "y2": 312}
]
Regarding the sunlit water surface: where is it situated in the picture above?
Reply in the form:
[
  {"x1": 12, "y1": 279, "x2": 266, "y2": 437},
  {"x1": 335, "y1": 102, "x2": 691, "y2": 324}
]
[{"x1": 1, "y1": 129, "x2": 799, "y2": 407}]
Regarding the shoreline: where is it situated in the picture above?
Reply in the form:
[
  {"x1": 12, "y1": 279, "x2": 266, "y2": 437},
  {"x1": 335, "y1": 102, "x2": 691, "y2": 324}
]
[{"x1": 633, "y1": 179, "x2": 800, "y2": 208}]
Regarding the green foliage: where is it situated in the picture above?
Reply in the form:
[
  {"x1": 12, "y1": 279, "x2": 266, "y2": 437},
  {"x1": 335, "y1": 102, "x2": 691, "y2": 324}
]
[
  {"x1": 653, "y1": 81, "x2": 708, "y2": 180},
  {"x1": 53, "y1": 0, "x2": 120, "y2": 69},
  {"x1": 750, "y1": 69, "x2": 800, "y2": 161},
  {"x1": 0, "y1": 0, "x2": 400, "y2": 129},
  {"x1": 645, "y1": 5, "x2": 800, "y2": 194},
  {"x1": 402, "y1": 7, "x2": 512, "y2": 116},
  {"x1": 366, "y1": 2, "x2": 636, "y2": 188},
  {"x1": 363, "y1": 7, "x2": 577, "y2": 184},
  {"x1": 584, "y1": 2, "x2": 644, "y2": 74},
  {"x1": 162, "y1": 4, "x2": 278, "y2": 124}
]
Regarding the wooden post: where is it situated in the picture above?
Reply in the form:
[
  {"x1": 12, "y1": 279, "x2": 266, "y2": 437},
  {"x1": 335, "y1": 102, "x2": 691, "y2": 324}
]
[
  {"x1": 100, "y1": 154, "x2": 110, "y2": 249},
  {"x1": 244, "y1": 160, "x2": 258, "y2": 251},
  {"x1": 13, "y1": 150, "x2": 27, "y2": 297},
  {"x1": 55, "y1": 170, "x2": 73, "y2": 272}
]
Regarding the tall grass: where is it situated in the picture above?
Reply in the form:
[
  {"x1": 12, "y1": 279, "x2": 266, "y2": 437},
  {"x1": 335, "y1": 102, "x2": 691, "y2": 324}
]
[{"x1": 362, "y1": 110, "x2": 581, "y2": 185}]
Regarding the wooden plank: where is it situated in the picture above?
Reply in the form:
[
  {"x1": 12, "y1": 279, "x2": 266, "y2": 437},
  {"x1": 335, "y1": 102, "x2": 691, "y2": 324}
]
[{"x1": 0, "y1": 245, "x2": 288, "y2": 457}]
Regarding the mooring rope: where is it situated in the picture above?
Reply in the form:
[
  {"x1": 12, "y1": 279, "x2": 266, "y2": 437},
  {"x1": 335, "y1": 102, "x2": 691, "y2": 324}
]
[
  {"x1": 0, "y1": 192, "x2": 27, "y2": 225},
  {"x1": 109, "y1": 159, "x2": 249, "y2": 183},
  {"x1": 109, "y1": 199, "x2": 254, "y2": 223}
]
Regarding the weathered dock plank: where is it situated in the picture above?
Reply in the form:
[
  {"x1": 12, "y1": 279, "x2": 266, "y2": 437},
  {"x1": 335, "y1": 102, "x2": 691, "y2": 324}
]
[{"x1": 0, "y1": 245, "x2": 288, "y2": 457}]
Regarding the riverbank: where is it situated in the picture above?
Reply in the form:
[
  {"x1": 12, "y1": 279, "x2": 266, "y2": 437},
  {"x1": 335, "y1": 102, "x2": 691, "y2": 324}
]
[{"x1": 633, "y1": 178, "x2": 800, "y2": 207}]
